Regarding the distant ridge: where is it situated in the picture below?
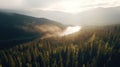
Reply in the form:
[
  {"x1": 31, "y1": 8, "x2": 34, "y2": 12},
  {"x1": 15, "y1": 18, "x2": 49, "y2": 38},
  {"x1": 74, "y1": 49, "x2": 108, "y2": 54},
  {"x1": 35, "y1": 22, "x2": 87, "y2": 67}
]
[{"x1": 0, "y1": 11, "x2": 65, "y2": 47}]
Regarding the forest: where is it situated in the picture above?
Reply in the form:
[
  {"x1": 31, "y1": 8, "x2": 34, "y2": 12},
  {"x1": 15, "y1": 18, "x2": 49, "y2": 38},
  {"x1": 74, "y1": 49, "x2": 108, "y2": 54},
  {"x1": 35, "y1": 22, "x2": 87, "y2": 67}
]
[{"x1": 0, "y1": 25, "x2": 120, "y2": 67}]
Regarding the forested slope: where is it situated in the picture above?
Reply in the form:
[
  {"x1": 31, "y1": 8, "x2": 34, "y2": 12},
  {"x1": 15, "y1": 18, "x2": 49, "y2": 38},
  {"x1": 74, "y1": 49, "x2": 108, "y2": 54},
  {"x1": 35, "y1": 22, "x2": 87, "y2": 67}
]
[{"x1": 0, "y1": 25, "x2": 120, "y2": 67}]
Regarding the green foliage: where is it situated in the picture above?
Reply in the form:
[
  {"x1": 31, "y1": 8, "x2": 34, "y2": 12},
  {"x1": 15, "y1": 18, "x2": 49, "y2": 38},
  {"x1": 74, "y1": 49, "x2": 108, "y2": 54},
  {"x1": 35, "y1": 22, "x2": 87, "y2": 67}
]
[{"x1": 0, "y1": 25, "x2": 120, "y2": 67}]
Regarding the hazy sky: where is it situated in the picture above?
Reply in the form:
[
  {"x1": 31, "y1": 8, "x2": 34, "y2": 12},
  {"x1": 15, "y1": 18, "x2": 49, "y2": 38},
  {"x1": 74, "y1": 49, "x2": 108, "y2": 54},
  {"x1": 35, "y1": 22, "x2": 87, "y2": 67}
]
[{"x1": 0, "y1": 0, "x2": 120, "y2": 14}]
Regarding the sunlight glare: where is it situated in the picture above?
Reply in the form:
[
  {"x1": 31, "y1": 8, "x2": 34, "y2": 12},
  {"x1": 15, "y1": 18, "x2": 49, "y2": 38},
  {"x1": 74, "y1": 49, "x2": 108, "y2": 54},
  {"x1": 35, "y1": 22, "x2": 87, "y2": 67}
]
[{"x1": 60, "y1": 26, "x2": 82, "y2": 36}]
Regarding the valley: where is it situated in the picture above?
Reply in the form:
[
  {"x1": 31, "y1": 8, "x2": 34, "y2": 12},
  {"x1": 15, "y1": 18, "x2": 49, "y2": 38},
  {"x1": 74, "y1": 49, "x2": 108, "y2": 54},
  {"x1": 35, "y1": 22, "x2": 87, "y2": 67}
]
[{"x1": 0, "y1": 11, "x2": 120, "y2": 67}]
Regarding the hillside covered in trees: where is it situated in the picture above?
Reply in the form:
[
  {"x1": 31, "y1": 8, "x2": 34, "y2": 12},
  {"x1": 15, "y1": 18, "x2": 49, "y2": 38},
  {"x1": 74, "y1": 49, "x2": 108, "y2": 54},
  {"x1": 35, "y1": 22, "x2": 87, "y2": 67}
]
[
  {"x1": 0, "y1": 12, "x2": 65, "y2": 48},
  {"x1": 0, "y1": 25, "x2": 120, "y2": 67}
]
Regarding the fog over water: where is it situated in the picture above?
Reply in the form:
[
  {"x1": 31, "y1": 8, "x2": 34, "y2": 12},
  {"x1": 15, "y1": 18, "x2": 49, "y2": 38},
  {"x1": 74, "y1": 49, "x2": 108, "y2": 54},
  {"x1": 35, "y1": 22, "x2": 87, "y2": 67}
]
[{"x1": 60, "y1": 26, "x2": 82, "y2": 36}]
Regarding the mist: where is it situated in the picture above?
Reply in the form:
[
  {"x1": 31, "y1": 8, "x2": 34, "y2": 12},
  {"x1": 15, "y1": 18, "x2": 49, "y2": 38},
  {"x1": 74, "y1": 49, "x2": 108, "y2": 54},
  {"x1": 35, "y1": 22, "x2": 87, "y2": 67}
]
[
  {"x1": 60, "y1": 26, "x2": 82, "y2": 36},
  {"x1": 34, "y1": 25, "x2": 82, "y2": 39}
]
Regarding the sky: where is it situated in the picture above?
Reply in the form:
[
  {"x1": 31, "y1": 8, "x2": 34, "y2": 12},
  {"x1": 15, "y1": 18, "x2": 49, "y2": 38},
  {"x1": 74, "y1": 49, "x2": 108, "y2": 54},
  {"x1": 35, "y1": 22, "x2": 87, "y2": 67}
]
[
  {"x1": 0, "y1": 0, "x2": 120, "y2": 14},
  {"x1": 0, "y1": 0, "x2": 120, "y2": 25}
]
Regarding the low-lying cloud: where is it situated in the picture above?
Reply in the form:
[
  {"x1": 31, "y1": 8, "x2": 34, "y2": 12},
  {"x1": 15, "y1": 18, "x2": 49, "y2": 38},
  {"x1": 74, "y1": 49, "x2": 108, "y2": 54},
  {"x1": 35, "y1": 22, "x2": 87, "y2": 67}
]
[
  {"x1": 35, "y1": 25, "x2": 63, "y2": 39},
  {"x1": 60, "y1": 26, "x2": 82, "y2": 36},
  {"x1": 34, "y1": 25, "x2": 82, "y2": 39}
]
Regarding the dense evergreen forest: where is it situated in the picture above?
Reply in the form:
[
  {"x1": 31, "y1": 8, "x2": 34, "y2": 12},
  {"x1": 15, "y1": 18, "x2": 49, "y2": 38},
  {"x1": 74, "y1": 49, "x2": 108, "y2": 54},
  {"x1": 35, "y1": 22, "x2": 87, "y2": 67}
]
[{"x1": 0, "y1": 25, "x2": 120, "y2": 67}]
